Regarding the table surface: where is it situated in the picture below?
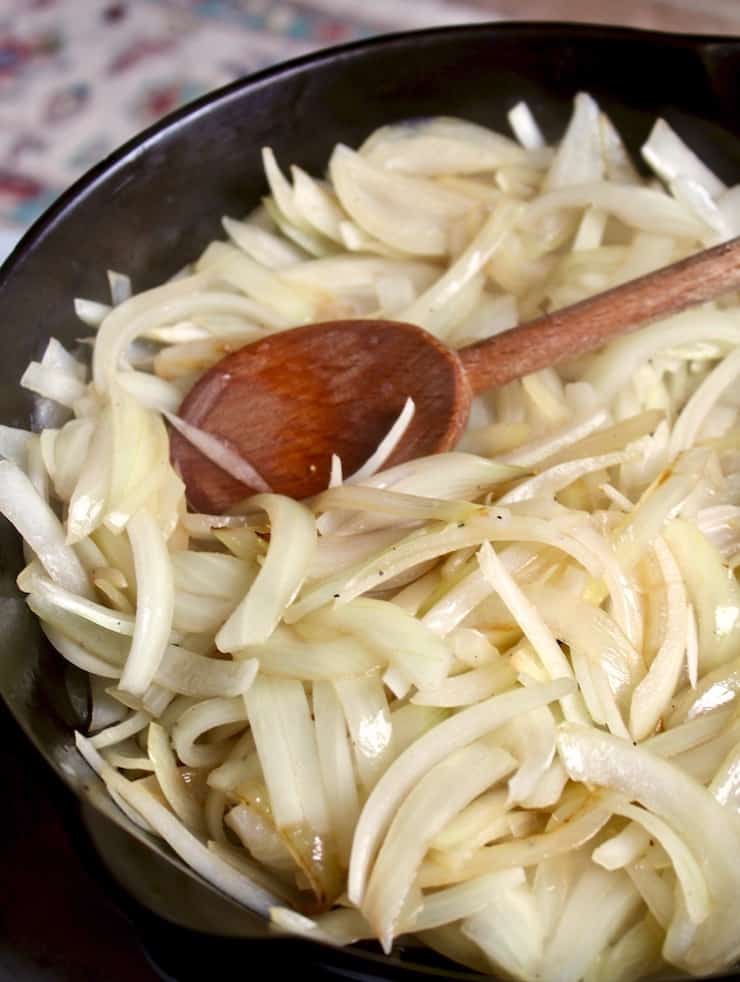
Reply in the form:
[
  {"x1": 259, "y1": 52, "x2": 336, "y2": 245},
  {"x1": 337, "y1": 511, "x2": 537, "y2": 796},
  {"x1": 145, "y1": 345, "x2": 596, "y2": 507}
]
[{"x1": 0, "y1": 706, "x2": 162, "y2": 982}]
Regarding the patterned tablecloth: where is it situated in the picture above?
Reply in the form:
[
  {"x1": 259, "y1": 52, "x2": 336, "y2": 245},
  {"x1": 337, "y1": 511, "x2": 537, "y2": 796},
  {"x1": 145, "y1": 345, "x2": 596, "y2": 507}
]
[
  {"x1": 2, "y1": 0, "x2": 740, "y2": 263},
  {"x1": 0, "y1": 0, "x2": 496, "y2": 261}
]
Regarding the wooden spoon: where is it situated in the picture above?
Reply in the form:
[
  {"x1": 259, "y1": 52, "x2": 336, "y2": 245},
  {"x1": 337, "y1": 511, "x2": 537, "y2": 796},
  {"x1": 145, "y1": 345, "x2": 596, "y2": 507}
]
[{"x1": 171, "y1": 236, "x2": 740, "y2": 512}]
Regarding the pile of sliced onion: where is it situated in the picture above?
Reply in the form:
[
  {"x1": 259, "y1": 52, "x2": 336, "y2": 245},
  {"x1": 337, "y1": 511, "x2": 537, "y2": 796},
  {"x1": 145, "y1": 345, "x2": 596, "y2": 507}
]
[{"x1": 3, "y1": 94, "x2": 740, "y2": 982}]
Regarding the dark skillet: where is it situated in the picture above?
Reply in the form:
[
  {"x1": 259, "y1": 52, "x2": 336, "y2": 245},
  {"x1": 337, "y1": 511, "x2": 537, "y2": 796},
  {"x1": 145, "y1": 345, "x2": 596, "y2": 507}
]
[{"x1": 1, "y1": 21, "x2": 739, "y2": 981}]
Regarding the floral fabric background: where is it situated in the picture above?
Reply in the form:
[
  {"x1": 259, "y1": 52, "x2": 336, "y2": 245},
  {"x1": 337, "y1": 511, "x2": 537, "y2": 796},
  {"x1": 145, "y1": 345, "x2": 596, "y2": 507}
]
[
  {"x1": 1, "y1": 0, "x2": 739, "y2": 262},
  {"x1": 0, "y1": 0, "x2": 492, "y2": 260}
]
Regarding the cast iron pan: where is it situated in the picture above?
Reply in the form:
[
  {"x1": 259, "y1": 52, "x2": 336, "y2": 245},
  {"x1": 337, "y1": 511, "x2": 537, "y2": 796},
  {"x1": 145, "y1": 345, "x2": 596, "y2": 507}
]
[{"x1": 1, "y1": 21, "x2": 740, "y2": 981}]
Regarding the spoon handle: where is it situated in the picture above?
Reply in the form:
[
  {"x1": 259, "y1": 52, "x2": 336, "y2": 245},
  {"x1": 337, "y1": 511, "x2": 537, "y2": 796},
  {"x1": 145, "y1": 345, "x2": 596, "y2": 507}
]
[{"x1": 459, "y1": 234, "x2": 740, "y2": 395}]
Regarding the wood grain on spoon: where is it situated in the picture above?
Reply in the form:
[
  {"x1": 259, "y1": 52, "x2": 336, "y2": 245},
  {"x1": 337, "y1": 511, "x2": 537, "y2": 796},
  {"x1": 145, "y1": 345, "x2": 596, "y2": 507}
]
[
  {"x1": 171, "y1": 320, "x2": 470, "y2": 512},
  {"x1": 171, "y1": 236, "x2": 740, "y2": 512}
]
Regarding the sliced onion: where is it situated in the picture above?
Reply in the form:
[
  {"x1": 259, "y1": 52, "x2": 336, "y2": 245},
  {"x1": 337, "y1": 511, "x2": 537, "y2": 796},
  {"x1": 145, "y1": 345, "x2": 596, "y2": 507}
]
[
  {"x1": 43, "y1": 623, "x2": 120, "y2": 679},
  {"x1": 223, "y1": 214, "x2": 305, "y2": 269},
  {"x1": 329, "y1": 143, "x2": 472, "y2": 256},
  {"x1": 347, "y1": 678, "x2": 574, "y2": 904},
  {"x1": 544, "y1": 92, "x2": 603, "y2": 190},
  {"x1": 74, "y1": 297, "x2": 111, "y2": 326},
  {"x1": 608, "y1": 798, "x2": 709, "y2": 926},
  {"x1": 245, "y1": 633, "x2": 381, "y2": 680},
  {"x1": 244, "y1": 675, "x2": 341, "y2": 905},
  {"x1": 21, "y1": 361, "x2": 87, "y2": 407},
  {"x1": 362, "y1": 742, "x2": 516, "y2": 950},
  {"x1": 499, "y1": 450, "x2": 627, "y2": 504},
  {"x1": 557, "y1": 724, "x2": 740, "y2": 974},
  {"x1": 164, "y1": 412, "x2": 271, "y2": 495},
  {"x1": 477, "y1": 542, "x2": 586, "y2": 724},
  {"x1": 108, "y1": 270, "x2": 132, "y2": 305},
  {"x1": 361, "y1": 116, "x2": 526, "y2": 175},
  {"x1": 0, "y1": 460, "x2": 91, "y2": 597},
  {"x1": 117, "y1": 370, "x2": 182, "y2": 414},
  {"x1": 399, "y1": 201, "x2": 521, "y2": 337},
  {"x1": 172, "y1": 696, "x2": 246, "y2": 768},
  {"x1": 75, "y1": 733, "x2": 280, "y2": 913},
  {"x1": 642, "y1": 118, "x2": 726, "y2": 199},
  {"x1": 90, "y1": 710, "x2": 150, "y2": 749},
  {"x1": 540, "y1": 863, "x2": 641, "y2": 982},
  {"x1": 226, "y1": 803, "x2": 295, "y2": 873},
  {"x1": 333, "y1": 674, "x2": 393, "y2": 792},
  {"x1": 66, "y1": 408, "x2": 112, "y2": 543},
  {"x1": 216, "y1": 494, "x2": 316, "y2": 652},
  {"x1": 147, "y1": 721, "x2": 205, "y2": 834},
  {"x1": 156, "y1": 646, "x2": 258, "y2": 698},
  {"x1": 429, "y1": 799, "x2": 610, "y2": 886},
  {"x1": 522, "y1": 182, "x2": 709, "y2": 239},
  {"x1": 93, "y1": 272, "x2": 214, "y2": 390},
  {"x1": 0, "y1": 424, "x2": 31, "y2": 466},
  {"x1": 119, "y1": 510, "x2": 174, "y2": 697},
  {"x1": 629, "y1": 537, "x2": 688, "y2": 741},
  {"x1": 313, "y1": 680, "x2": 361, "y2": 866},
  {"x1": 313, "y1": 597, "x2": 452, "y2": 691},
  {"x1": 508, "y1": 102, "x2": 546, "y2": 151},
  {"x1": 196, "y1": 241, "x2": 320, "y2": 324},
  {"x1": 412, "y1": 662, "x2": 515, "y2": 708},
  {"x1": 345, "y1": 398, "x2": 415, "y2": 483}
]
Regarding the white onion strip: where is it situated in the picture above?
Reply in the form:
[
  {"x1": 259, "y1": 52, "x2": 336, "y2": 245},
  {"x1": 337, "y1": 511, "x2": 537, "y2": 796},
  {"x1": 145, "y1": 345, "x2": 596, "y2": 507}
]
[
  {"x1": 629, "y1": 537, "x2": 688, "y2": 741},
  {"x1": 608, "y1": 798, "x2": 709, "y2": 925},
  {"x1": 0, "y1": 460, "x2": 91, "y2": 598},
  {"x1": 147, "y1": 721, "x2": 206, "y2": 835},
  {"x1": 346, "y1": 397, "x2": 415, "y2": 484},
  {"x1": 498, "y1": 450, "x2": 628, "y2": 504},
  {"x1": 313, "y1": 681, "x2": 361, "y2": 866},
  {"x1": 477, "y1": 542, "x2": 587, "y2": 724},
  {"x1": 90, "y1": 710, "x2": 150, "y2": 749},
  {"x1": 21, "y1": 361, "x2": 87, "y2": 407},
  {"x1": 216, "y1": 494, "x2": 316, "y2": 652},
  {"x1": 557, "y1": 724, "x2": 740, "y2": 973},
  {"x1": 669, "y1": 346, "x2": 740, "y2": 458},
  {"x1": 347, "y1": 678, "x2": 574, "y2": 904},
  {"x1": 164, "y1": 412, "x2": 272, "y2": 495},
  {"x1": 172, "y1": 696, "x2": 247, "y2": 768},
  {"x1": 0, "y1": 425, "x2": 31, "y2": 465},
  {"x1": 119, "y1": 510, "x2": 175, "y2": 697},
  {"x1": 363, "y1": 742, "x2": 516, "y2": 951},
  {"x1": 75, "y1": 733, "x2": 280, "y2": 914}
]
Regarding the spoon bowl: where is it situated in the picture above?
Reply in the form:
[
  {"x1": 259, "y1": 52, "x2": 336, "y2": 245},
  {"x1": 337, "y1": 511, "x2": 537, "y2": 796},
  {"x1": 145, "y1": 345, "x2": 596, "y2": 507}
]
[
  {"x1": 171, "y1": 319, "x2": 471, "y2": 512},
  {"x1": 173, "y1": 236, "x2": 740, "y2": 511}
]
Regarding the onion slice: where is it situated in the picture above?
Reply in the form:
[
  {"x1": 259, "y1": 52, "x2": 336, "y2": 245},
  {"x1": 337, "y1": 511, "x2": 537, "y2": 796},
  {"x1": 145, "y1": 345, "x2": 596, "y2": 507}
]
[
  {"x1": 119, "y1": 510, "x2": 175, "y2": 697},
  {"x1": 0, "y1": 460, "x2": 91, "y2": 597},
  {"x1": 347, "y1": 678, "x2": 574, "y2": 905},
  {"x1": 164, "y1": 412, "x2": 271, "y2": 494},
  {"x1": 557, "y1": 724, "x2": 740, "y2": 974},
  {"x1": 363, "y1": 742, "x2": 516, "y2": 951},
  {"x1": 216, "y1": 494, "x2": 316, "y2": 652},
  {"x1": 75, "y1": 733, "x2": 280, "y2": 913}
]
